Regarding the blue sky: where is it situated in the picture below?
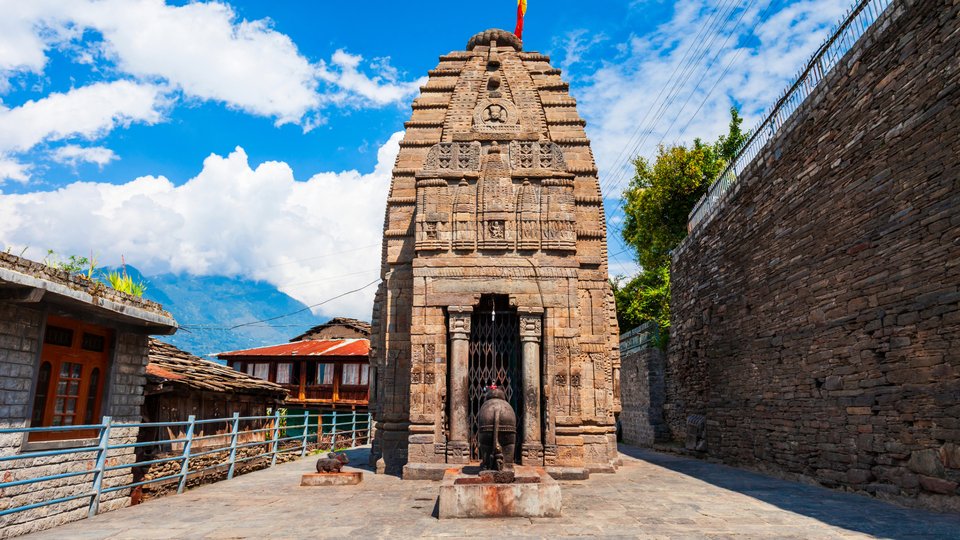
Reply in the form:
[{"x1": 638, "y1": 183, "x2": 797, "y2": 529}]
[{"x1": 0, "y1": 0, "x2": 852, "y2": 318}]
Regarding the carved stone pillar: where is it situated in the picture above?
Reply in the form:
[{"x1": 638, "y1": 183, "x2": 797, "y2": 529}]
[
  {"x1": 519, "y1": 308, "x2": 544, "y2": 464},
  {"x1": 447, "y1": 306, "x2": 472, "y2": 464}
]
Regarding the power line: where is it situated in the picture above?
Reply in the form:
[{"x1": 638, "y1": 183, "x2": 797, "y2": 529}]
[
  {"x1": 597, "y1": 0, "x2": 741, "y2": 199},
  {"x1": 229, "y1": 278, "x2": 380, "y2": 330},
  {"x1": 258, "y1": 243, "x2": 380, "y2": 269},
  {"x1": 603, "y1": 0, "x2": 760, "y2": 237},
  {"x1": 675, "y1": 0, "x2": 779, "y2": 142},
  {"x1": 180, "y1": 277, "x2": 381, "y2": 331},
  {"x1": 605, "y1": 0, "x2": 744, "y2": 205},
  {"x1": 656, "y1": 0, "x2": 765, "y2": 149}
]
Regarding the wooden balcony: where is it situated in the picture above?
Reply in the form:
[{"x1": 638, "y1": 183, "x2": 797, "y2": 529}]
[
  {"x1": 229, "y1": 358, "x2": 370, "y2": 410},
  {"x1": 286, "y1": 384, "x2": 368, "y2": 408}
]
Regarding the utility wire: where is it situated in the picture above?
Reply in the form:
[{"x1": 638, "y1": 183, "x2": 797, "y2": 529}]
[
  {"x1": 604, "y1": 0, "x2": 756, "y2": 237},
  {"x1": 257, "y1": 243, "x2": 380, "y2": 269},
  {"x1": 179, "y1": 277, "x2": 381, "y2": 331},
  {"x1": 605, "y1": 0, "x2": 743, "y2": 204},
  {"x1": 229, "y1": 278, "x2": 379, "y2": 330},
  {"x1": 675, "y1": 0, "x2": 779, "y2": 142},
  {"x1": 597, "y1": 0, "x2": 741, "y2": 198}
]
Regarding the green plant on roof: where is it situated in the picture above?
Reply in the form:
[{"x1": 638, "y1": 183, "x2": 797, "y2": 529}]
[
  {"x1": 42, "y1": 249, "x2": 99, "y2": 279},
  {"x1": 106, "y1": 259, "x2": 147, "y2": 297}
]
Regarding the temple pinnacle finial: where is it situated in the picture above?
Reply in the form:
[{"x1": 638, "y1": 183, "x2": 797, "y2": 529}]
[{"x1": 466, "y1": 29, "x2": 522, "y2": 52}]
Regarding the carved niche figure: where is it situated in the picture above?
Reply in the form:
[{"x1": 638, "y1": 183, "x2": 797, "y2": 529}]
[
  {"x1": 478, "y1": 143, "x2": 514, "y2": 249},
  {"x1": 483, "y1": 103, "x2": 508, "y2": 124},
  {"x1": 477, "y1": 385, "x2": 517, "y2": 472},
  {"x1": 452, "y1": 178, "x2": 477, "y2": 250},
  {"x1": 515, "y1": 179, "x2": 540, "y2": 250},
  {"x1": 473, "y1": 98, "x2": 520, "y2": 133}
]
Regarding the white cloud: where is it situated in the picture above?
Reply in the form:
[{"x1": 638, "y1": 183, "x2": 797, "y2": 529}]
[
  {"x1": 575, "y1": 0, "x2": 850, "y2": 202},
  {"x1": 0, "y1": 80, "x2": 166, "y2": 153},
  {"x1": 0, "y1": 133, "x2": 402, "y2": 319},
  {"x1": 0, "y1": 0, "x2": 422, "y2": 126},
  {"x1": 317, "y1": 50, "x2": 425, "y2": 108},
  {"x1": 0, "y1": 157, "x2": 30, "y2": 184},
  {"x1": 553, "y1": 29, "x2": 607, "y2": 76},
  {"x1": 69, "y1": 0, "x2": 320, "y2": 125},
  {"x1": 50, "y1": 144, "x2": 118, "y2": 167}
]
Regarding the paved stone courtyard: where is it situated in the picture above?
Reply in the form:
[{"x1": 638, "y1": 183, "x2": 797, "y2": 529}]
[{"x1": 22, "y1": 445, "x2": 960, "y2": 539}]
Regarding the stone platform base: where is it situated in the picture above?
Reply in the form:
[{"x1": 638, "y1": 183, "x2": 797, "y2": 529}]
[
  {"x1": 403, "y1": 462, "x2": 594, "y2": 481},
  {"x1": 546, "y1": 466, "x2": 590, "y2": 480},
  {"x1": 438, "y1": 467, "x2": 561, "y2": 519},
  {"x1": 300, "y1": 472, "x2": 363, "y2": 486},
  {"x1": 403, "y1": 462, "x2": 452, "y2": 481}
]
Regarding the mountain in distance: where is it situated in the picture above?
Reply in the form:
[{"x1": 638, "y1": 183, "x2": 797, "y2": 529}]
[{"x1": 109, "y1": 266, "x2": 326, "y2": 360}]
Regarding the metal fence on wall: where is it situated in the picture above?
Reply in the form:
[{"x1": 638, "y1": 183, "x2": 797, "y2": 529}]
[
  {"x1": 688, "y1": 0, "x2": 894, "y2": 231},
  {"x1": 0, "y1": 410, "x2": 370, "y2": 521}
]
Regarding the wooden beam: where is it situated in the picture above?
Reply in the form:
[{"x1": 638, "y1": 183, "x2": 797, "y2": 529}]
[{"x1": 0, "y1": 286, "x2": 45, "y2": 303}]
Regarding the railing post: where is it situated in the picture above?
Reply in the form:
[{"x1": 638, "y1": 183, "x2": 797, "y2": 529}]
[
  {"x1": 227, "y1": 412, "x2": 240, "y2": 480},
  {"x1": 270, "y1": 410, "x2": 281, "y2": 467},
  {"x1": 177, "y1": 415, "x2": 195, "y2": 495},
  {"x1": 316, "y1": 411, "x2": 322, "y2": 445},
  {"x1": 351, "y1": 410, "x2": 358, "y2": 448},
  {"x1": 300, "y1": 411, "x2": 310, "y2": 457},
  {"x1": 88, "y1": 416, "x2": 111, "y2": 518},
  {"x1": 330, "y1": 410, "x2": 338, "y2": 452}
]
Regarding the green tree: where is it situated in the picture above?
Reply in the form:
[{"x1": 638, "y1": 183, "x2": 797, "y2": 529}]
[{"x1": 615, "y1": 108, "x2": 747, "y2": 342}]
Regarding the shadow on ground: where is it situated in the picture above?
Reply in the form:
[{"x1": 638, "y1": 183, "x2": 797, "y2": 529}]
[{"x1": 620, "y1": 445, "x2": 960, "y2": 540}]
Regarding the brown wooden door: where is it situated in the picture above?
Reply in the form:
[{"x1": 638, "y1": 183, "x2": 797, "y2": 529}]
[{"x1": 30, "y1": 315, "x2": 111, "y2": 441}]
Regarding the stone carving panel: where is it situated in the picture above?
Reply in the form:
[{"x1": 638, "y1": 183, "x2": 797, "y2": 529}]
[
  {"x1": 452, "y1": 178, "x2": 477, "y2": 250},
  {"x1": 473, "y1": 98, "x2": 521, "y2": 133},
  {"x1": 516, "y1": 180, "x2": 541, "y2": 250},
  {"x1": 423, "y1": 142, "x2": 481, "y2": 172},
  {"x1": 478, "y1": 144, "x2": 515, "y2": 249},
  {"x1": 415, "y1": 178, "x2": 451, "y2": 252},
  {"x1": 509, "y1": 141, "x2": 567, "y2": 171},
  {"x1": 541, "y1": 178, "x2": 576, "y2": 251}
]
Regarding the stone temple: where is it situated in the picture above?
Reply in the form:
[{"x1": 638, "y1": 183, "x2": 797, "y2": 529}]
[{"x1": 368, "y1": 29, "x2": 621, "y2": 479}]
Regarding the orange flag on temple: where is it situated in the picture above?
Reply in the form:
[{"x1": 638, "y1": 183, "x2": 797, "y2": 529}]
[{"x1": 515, "y1": 0, "x2": 527, "y2": 40}]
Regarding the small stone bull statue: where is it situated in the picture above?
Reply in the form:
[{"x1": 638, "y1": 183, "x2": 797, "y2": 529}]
[
  {"x1": 316, "y1": 452, "x2": 349, "y2": 473},
  {"x1": 477, "y1": 385, "x2": 517, "y2": 473}
]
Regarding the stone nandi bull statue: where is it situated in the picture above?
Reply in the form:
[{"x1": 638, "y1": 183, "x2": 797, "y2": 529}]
[
  {"x1": 477, "y1": 385, "x2": 517, "y2": 473},
  {"x1": 316, "y1": 452, "x2": 349, "y2": 473}
]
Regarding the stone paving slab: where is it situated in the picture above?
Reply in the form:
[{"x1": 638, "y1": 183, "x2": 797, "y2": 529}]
[{"x1": 19, "y1": 445, "x2": 960, "y2": 539}]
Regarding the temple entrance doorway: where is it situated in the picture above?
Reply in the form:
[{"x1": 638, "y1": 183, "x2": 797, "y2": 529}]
[{"x1": 467, "y1": 294, "x2": 522, "y2": 461}]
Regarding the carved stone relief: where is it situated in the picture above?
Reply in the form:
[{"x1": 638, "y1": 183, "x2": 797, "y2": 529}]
[
  {"x1": 509, "y1": 141, "x2": 567, "y2": 171},
  {"x1": 473, "y1": 98, "x2": 521, "y2": 133},
  {"x1": 423, "y1": 142, "x2": 481, "y2": 173}
]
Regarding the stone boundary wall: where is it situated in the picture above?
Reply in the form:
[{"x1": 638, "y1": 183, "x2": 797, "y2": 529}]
[
  {"x1": 618, "y1": 325, "x2": 667, "y2": 447},
  {"x1": 0, "y1": 303, "x2": 152, "y2": 538},
  {"x1": 668, "y1": 0, "x2": 960, "y2": 511}
]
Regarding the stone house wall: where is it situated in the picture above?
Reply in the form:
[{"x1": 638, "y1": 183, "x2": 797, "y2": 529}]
[
  {"x1": 668, "y1": 0, "x2": 960, "y2": 511},
  {"x1": 0, "y1": 304, "x2": 153, "y2": 538}
]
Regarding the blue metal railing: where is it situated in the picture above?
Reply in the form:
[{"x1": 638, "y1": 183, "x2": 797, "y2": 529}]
[
  {"x1": 0, "y1": 409, "x2": 372, "y2": 521},
  {"x1": 688, "y1": 0, "x2": 895, "y2": 231}
]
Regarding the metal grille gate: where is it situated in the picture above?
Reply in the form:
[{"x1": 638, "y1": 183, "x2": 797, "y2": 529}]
[{"x1": 467, "y1": 305, "x2": 522, "y2": 460}]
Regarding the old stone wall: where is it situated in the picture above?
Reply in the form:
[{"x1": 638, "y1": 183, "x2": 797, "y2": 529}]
[
  {"x1": 0, "y1": 303, "x2": 152, "y2": 538},
  {"x1": 668, "y1": 0, "x2": 960, "y2": 510},
  {"x1": 618, "y1": 324, "x2": 667, "y2": 447}
]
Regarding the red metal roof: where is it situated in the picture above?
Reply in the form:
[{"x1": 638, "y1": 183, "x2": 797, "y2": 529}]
[{"x1": 217, "y1": 338, "x2": 370, "y2": 358}]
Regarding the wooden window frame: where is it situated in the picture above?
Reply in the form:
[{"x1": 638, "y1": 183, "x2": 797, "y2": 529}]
[{"x1": 29, "y1": 315, "x2": 112, "y2": 442}]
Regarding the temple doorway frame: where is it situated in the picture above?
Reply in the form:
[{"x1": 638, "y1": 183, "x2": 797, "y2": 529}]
[{"x1": 446, "y1": 299, "x2": 543, "y2": 465}]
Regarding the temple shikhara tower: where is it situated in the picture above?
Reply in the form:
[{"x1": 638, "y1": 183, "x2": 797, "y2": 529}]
[{"x1": 369, "y1": 29, "x2": 621, "y2": 478}]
